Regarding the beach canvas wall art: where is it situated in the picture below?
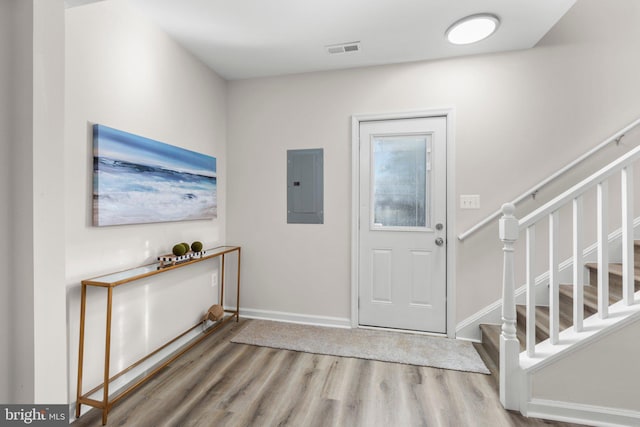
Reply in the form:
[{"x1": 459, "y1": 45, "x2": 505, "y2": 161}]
[{"x1": 93, "y1": 124, "x2": 217, "y2": 226}]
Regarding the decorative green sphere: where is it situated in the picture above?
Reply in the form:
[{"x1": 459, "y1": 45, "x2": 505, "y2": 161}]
[
  {"x1": 172, "y1": 243, "x2": 187, "y2": 256},
  {"x1": 191, "y1": 241, "x2": 203, "y2": 252},
  {"x1": 181, "y1": 242, "x2": 190, "y2": 253}
]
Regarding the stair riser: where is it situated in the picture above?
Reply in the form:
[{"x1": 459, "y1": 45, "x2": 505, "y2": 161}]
[
  {"x1": 587, "y1": 269, "x2": 640, "y2": 300},
  {"x1": 516, "y1": 306, "x2": 549, "y2": 344},
  {"x1": 559, "y1": 286, "x2": 598, "y2": 317},
  {"x1": 479, "y1": 325, "x2": 500, "y2": 368}
]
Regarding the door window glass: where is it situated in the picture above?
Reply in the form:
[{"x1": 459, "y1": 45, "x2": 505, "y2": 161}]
[{"x1": 372, "y1": 135, "x2": 430, "y2": 228}]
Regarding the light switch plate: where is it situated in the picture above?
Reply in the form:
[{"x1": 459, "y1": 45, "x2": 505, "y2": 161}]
[{"x1": 460, "y1": 194, "x2": 480, "y2": 209}]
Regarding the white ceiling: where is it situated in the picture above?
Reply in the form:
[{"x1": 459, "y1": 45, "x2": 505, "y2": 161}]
[{"x1": 75, "y1": 0, "x2": 576, "y2": 80}]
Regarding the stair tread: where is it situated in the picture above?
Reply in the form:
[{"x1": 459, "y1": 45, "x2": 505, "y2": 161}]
[
  {"x1": 585, "y1": 263, "x2": 640, "y2": 301},
  {"x1": 585, "y1": 262, "x2": 640, "y2": 284}
]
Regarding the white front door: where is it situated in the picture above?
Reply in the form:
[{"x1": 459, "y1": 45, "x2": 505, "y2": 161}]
[{"x1": 358, "y1": 117, "x2": 447, "y2": 333}]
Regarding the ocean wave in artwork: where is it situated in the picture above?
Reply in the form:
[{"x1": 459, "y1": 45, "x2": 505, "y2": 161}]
[{"x1": 93, "y1": 156, "x2": 217, "y2": 226}]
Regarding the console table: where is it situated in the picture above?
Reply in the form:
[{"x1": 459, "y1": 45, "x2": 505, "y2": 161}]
[{"x1": 75, "y1": 246, "x2": 241, "y2": 425}]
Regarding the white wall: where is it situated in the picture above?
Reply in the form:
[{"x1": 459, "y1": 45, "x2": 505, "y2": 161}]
[
  {"x1": 227, "y1": 0, "x2": 640, "y2": 326},
  {"x1": 0, "y1": 0, "x2": 67, "y2": 404},
  {"x1": 10, "y1": 0, "x2": 36, "y2": 404},
  {"x1": 0, "y1": 0, "x2": 14, "y2": 404},
  {"x1": 32, "y1": 0, "x2": 67, "y2": 403},
  {"x1": 65, "y1": 0, "x2": 227, "y2": 405},
  {"x1": 532, "y1": 318, "x2": 640, "y2": 412}
]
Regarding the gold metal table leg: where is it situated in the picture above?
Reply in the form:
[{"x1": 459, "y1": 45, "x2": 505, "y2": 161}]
[
  {"x1": 76, "y1": 283, "x2": 87, "y2": 418},
  {"x1": 102, "y1": 287, "x2": 114, "y2": 425},
  {"x1": 236, "y1": 248, "x2": 241, "y2": 321},
  {"x1": 220, "y1": 253, "x2": 226, "y2": 309}
]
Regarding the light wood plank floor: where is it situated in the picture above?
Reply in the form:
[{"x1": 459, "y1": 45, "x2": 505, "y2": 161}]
[{"x1": 72, "y1": 319, "x2": 583, "y2": 427}]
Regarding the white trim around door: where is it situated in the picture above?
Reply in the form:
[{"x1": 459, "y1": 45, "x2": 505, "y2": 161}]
[{"x1": 351, "y1": 109, "x2": 456, "y2": 338}]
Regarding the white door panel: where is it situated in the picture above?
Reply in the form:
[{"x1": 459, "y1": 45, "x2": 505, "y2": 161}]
[{"x1": 358, "y1": 117, "x2": 447, "y2": 333}]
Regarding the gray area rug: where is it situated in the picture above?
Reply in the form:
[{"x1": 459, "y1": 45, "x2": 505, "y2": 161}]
[{"x1": 231, "y1": 320, "x2": 490, "y2": 374}]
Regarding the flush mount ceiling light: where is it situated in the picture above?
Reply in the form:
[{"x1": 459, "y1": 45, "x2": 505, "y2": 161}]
[{"x1": 446, "y1": 14, "x2": 500, "y2": 45}]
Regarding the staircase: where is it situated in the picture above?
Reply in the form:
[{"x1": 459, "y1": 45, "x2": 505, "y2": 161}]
[
  {"x1": 477, "y1": 245, "x2": 640, "y2": 371},
  {"x1": 469, "y1": 138, "x2": 640, "y2": 425}
]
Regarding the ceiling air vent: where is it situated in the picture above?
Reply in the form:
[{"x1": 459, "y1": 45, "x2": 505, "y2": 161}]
[{"x1": 326, "y1": 41, "x2": 361, "y2": 55}]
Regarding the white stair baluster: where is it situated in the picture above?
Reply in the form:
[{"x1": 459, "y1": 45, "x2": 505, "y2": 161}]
[
  {"x1": 573, "y1": 196, "x2": 584, "y2": 332},
  {"x1": 526, "y1": 225, "x2": 536, "y2": 356},
  {"x1": 622, "y1": 166, "x2": 634, "y2": 306},
  {"x1": 499, "y1": 203, "x2": 520, "y2": 411},
  {"x1": 549, "y1": 211, "x2": 560, "y2": 344},
  {"x1": 597, "y1": 181, "x2": 609, "y2": 319}
]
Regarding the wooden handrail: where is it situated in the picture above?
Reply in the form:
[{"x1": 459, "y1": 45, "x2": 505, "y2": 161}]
[{"x1": 458, "y1": 117, "x2": 640, "y2": 241}]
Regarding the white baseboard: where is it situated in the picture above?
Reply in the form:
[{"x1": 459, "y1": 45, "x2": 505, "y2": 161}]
[
  {"x1": 455, "y1": 335, "x2": 483, "y2": 344},
  {"x1": 69, "y1": 403, "x2": 75, "y2": 424},
  {"x1": 455, "y1": 297, "x2": 505, "y2": 341},
  {"x1": 526, "y1": 398, "x2": 640, "y2": 427},
  {"x1": 235, "y1": 306, "x2": 351, "y2": 328}
]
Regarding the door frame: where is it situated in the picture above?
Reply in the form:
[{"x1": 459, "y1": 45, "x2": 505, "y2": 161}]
[{"x1": 351, "y1": 109, "x2": 456, "y2": 338}]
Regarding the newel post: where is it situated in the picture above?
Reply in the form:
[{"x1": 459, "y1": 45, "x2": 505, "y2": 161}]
[{"x1": 499, "y1": 203, "x2": 521, "y2": 410}]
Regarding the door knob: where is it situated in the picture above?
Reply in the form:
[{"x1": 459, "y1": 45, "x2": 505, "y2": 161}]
[{"x1": 435, "y1": 237, "x2": 444, "y2": 246}]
